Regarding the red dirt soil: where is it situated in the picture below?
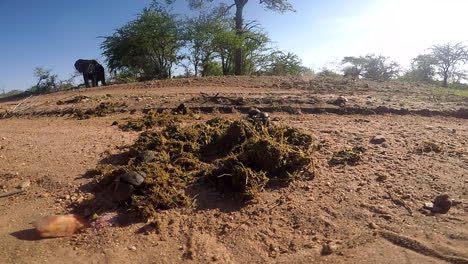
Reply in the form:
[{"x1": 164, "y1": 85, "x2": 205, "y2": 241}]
[{"x1": 0, "y1": 76, "x2": 467, "y2": 264}]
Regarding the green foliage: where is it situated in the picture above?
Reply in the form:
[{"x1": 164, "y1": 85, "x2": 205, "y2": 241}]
[
  {"x1": 28, "y1": 67, "x2": 59, "y2": 94},
  {"x1": 202, "y1": 61, "x2": 224, "y2": 76},
  {"x1": 258, "y1": 50, "x2": 304, "y2": 76},
  {"x1": 112, "y1": 71, "x2": 139, "y2": 84},
  {"x1": 432, "y1": 87, "x2": 468, "y2": 97},
  {"x1": 185, "y1": 10, "x2": 230, "y2": 76},
  {"x1": 403, "y1": 54, "x2": 437, "y2": 82},
  {"x1": 0, "y1": 89, "x2": 23, "y2": 98},
  {"x1": 342, "y1": 54, "x2": 400, "y2": 81},
  {"x1": 317, "y1": 68, "x2": 341, "y2": 77},
  {"x1": 101, "y1": 5, "x2": 184, "y2": 80}
]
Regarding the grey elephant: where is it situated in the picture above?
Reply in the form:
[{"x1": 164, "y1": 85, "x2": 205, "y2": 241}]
[{"x1": 74, "y1": 59, "x2": 106, "y2": 87}]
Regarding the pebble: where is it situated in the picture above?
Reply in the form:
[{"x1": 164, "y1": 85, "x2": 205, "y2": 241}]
[
  {"x1": 321, "y1": 242, "x2": 339, "y2": 255},
  {"x1": 39, "y1": 193, "x2": 50, "y2": 198},
  {"x1": 432, "y1": 194, "x2": 452, "y2": 213},
  {"x1": 369, "y1": 222, "x2": 378, "y2": 229},
  {"x1": 17, "y1": 180, "x2": 31, "y2": 189},
  {"x1": 137, "y1": 151, "x2": 156, "y2": 163},
  {"x1": 370, "y1": 135, "x2": 386, "y2": 144},
  {"x1": 128, "y1": 246, "x2": 137, "y2": 251},
  {"x1": 120, "y1": 171, "x2": 146, "y2": 186}
]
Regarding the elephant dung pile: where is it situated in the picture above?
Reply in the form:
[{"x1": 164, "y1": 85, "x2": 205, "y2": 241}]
[
  {"x1": 74, "y1": 102, "x2": 126, "y2": 119},
  {"x1": 92, "y1": 114, "x2": 315, "y2": 219}
]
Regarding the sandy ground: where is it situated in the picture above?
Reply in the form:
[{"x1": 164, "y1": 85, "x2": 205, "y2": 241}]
[{"x1": 0, "y1": 76, "x2": 467, "y2": 264}]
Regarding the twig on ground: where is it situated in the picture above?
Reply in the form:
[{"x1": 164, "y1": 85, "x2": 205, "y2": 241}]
[
  {"x1": 0, "y1": 190, "x2": 25, "y2": 198},
  {"x1": 2, "y1": 95, "x2": 33, "y2": 118}
]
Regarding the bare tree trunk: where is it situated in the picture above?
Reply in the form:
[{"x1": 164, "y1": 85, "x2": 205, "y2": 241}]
[
  {"x1": 234, "y1": 2, "x2": 245, "y2": 76},
  {"x1": 443, "y1": 74, "x2": 448, "y2": 87}
]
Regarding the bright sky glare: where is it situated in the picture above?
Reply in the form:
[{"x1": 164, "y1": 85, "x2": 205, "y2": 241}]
[{"x1": 0, "y1": 0, "x2": 466, "y2": 91}]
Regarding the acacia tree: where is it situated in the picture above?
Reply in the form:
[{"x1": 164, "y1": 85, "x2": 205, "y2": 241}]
[
  {"x1": 185, "y1": 11, "x2": 230, "y2": 76},
  {"x1": 166, "y1": 0, "x2": 294, "y2": 75},
  {"x1": 257, "y1": 50, "x2": 303, "y2": 76},
  {"x1": 342, "y1": 54, "x2": 400, "y2": 81},
  {"x1": 101, "y1": 5, "x2": 184, "y2": 80},
  {"x1": 404, "y1": 54, "x2": 437, "y2": 82},
  {"x1": 430, "y1": 42, "x2": 468, "y2": 87}
]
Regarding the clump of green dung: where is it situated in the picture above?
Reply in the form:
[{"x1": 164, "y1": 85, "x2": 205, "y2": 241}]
[
  {"x1": 416, "y1": 141, "x2": 443, "y2": 153},
  {"x1": 92, "y1": 116, "x2": 315, "y2": 219},
  {"x1": 119, "y1": 112, "x2": 182, "y2": 131},
  {"x1": 329, "y1": 146, "x2": 365, "y2": 166},
  {"x1": 75, "y1": 102, "x2": 125, "y2": 119}
]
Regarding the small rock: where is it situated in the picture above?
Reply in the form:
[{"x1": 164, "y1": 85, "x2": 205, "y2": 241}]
[
  {"x1": 120, "y1": 171, "x2": 146, "y2": 186},
  {"x1": 321, "y1": 242, "x2": 339, "y2": 255},
  {"x1": 370, "y1": 135, "x2": 386, "y2": 144},
  {"x1": 423, "y1": 202, "x2": 434, "y2": 209},
  {"x1": 1, "y1": 137, "x2": 6, "y2": 140},
  {"x1": 369, "y1": 222, "x2": 378, "y2": 229},
  {"x1": 328, "y1": 96, "x2": 348, "y2": 106},
  {"x1": 380, "y1": 214, "x2": 392, "y2": 220},
  {"x1": 64, "y1": 195, "x2": 71, "y2": 200},
  {"x1": 137, "y1": 151, "x2": 156, "y2": 163},
  {"x1": 17, "y1": 180, "x2": 31, "y2": 189},
  {"x1": 432, "y1": 194, "x2": 452, "y2": 213},
  {"x1": 128, "y1": 245, "x2": 137, "y2": 251},
  {"x1": 39, "y1": 193, "x2": 50, "y2": 198}
]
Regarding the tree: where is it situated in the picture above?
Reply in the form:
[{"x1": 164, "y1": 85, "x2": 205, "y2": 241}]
[
  {"x1": 185, "y1": 11, "x2": 228, "y2": 76},
  {"x1": 168, "y1": 0, "x2": 294, "y2": 75},
  {"x1": 101, "y1": 5, "x2": 184, "y2": 80},
  {"x1": 430, "y1": 42, "x2": 468, "y2": 87},
  {"x1": 30, "y1": 67, "x2": 58, "y2": 93},
  {"x1": 342, "y1": 54, "x2": 400, "y2": 81},
  {"x1": 403, "y1": 54, "x2": 437, "y2": 82},
  {"x1": 257, "y1": 50, "x2": 304, "y2": 76}
]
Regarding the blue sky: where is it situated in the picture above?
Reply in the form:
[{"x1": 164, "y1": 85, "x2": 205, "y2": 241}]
[{"x1": 1, "y1": 0, "x2": 467, "y2": 92}]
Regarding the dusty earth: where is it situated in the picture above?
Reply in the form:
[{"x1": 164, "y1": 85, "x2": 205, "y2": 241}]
[{"x1": 0, "y1": 76, "x2": 467, "y2": 264}]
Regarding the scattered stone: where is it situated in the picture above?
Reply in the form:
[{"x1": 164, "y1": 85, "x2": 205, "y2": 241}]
[
  {"x1": 370, "y1": 135, "x2": 386, "y2": 144},
  {"x1": 247, "y1": 108, "x2": 270, "y2": 125},
  {"x1": 39, "y1": 193, "x2": 50, "y2": 198},
  {"x1": 137, "y1": 151, "x2": 156, "y2": 163},
  {"x1": 32, "y1": 214, "x2": 88, "y2": 238},
  {"x1": 321, "y1": 242, "x2": 339, "y2": 255},
  {"x1": 380, "y1": 214, "x2": 392, "y2": 220},
  {"x1": 423, "y1": 202, "x2": 434, "y2": 210},
  {"x1": 64, "y1": 195, "x2": 71, "y2": 200},
  {"x1": 376, "y1": 173, "x2": 388, "y2": 182},
  {"x1": 128, "y1": 245, "x2": 137, "y2": 251},
  {"x1": 432, "y1": 194, "x2": 452, "y2": 214},
  {"x1": 17, "y1": 180, "x2": 31, "y2": 189},
  {"x1": 120, "y1": 171, "x2": 146, "y2": 186},
  {"x1": 369, "y1": 222, "x2": 378, "y2": 229},
  {"x1": 328, "y1": 96, "x2": 348, "y2": 107}
]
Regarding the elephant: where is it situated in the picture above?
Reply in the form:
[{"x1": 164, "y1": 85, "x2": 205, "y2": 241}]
[{"x1": 74, "y1": 59, "x2": 106, "y2": 87}]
